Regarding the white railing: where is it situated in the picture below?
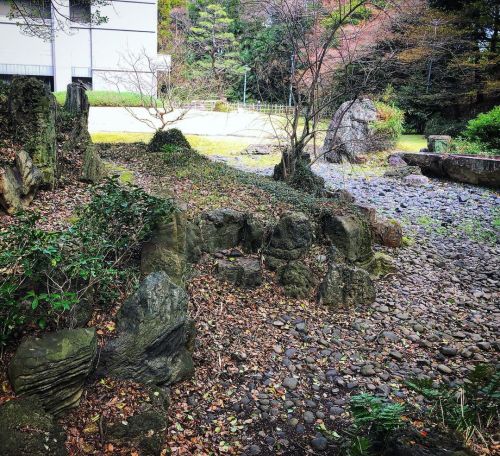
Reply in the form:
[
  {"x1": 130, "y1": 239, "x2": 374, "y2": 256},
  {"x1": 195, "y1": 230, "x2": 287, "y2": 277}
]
[{"x1": 0, "y1": 63, "x2": 53, "y2": 76}]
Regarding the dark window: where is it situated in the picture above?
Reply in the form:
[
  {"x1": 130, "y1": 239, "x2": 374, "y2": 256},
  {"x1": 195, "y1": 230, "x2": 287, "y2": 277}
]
[
  {"x1": 12, "y1": 0, "x2": 52, "y2": 20},
  {"x1": 70, "y1": 0, "x2": 91, "y2": 24}
]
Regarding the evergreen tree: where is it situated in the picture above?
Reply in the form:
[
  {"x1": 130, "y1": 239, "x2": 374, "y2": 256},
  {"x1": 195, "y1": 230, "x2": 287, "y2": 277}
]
[{"x1": 188, "y1": 3, "x2": 244, "y2": 96}]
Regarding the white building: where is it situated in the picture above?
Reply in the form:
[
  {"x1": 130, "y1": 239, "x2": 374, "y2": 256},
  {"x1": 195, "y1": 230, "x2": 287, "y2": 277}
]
[{"x1": 0, "y1": 0, "x2": 169, "y2": 93}]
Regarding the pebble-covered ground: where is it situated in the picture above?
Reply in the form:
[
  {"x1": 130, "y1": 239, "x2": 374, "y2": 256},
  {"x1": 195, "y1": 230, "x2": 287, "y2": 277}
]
[{"x1": 195, "y1": 155, "x2": 499, "y2": 455}]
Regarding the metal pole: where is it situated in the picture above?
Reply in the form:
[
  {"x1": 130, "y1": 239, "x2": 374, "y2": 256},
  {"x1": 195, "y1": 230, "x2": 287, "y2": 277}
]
[{"x1": 243, "y1": 69, "x2": 248, "y2": 105}]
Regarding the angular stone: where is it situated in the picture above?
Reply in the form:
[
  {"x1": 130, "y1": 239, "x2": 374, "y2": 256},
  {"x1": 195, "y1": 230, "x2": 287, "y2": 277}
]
[
  {"x1": 384, "y1": 165, "x2": 422, "y2": 179},
  {"x1": 0, "y1": 397, "x2": 67, "y2": 456},
  {"x1": 217, "y1": 257, "x2": 263, "y2": 288},
  {"x1": 8, "y1": 328, "x2": 97, "y2": 415},
  {"x1": 98, "y1": 272, "x2": 194, "y2": 386},
  {"x1": 320, "y1": 212, "x2": 373, "y2": 262},
  {"x1": 427, "y1": 135, "x2": 451, "y2": 153},
  {"x1": 266, "y1": 212, "x2": 313, "y2": 261}
]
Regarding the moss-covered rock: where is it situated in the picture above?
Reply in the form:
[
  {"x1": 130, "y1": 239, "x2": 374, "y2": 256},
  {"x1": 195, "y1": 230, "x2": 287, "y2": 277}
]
[
  {"x1": 279, "y1": 261, "x2": 315, "y2": 298},
  {"x1": 8, "y1": 328, "x2": 97, "y2": 415},
  {"x1": 9, "y1": 78, "x2": 57, "y2": 186},
  {"x1": 0, "y1": 397, "x2": 67, "y2": 456},
  {"x1": 320, "y1": 211, "x2": 373, "y2": 263},
  {"x1": 147, "y1": 128, "x2": 191, "y2": 152},
  {"x1": 216, "y1": 256, "x2": 263, "y2": 288}
]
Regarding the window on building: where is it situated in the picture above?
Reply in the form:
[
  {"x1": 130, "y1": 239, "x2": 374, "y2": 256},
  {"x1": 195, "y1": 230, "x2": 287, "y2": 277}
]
[
  {"x1": 70, "y1": 0, "x2": 91, "y2": 24},
  {"x1": 7, "y1": 0, "x2": 52, "y2": 20}
]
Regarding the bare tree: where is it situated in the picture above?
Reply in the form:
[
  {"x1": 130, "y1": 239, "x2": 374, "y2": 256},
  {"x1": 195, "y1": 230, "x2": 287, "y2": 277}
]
[
  {"x1": 255, "y1": 0, "x2": 401, "y2": 193},
  {"x1": 7, "y1": 0, "x2": 109, "y2": 39},
  {"x1": 101, "y1": 49, "x2": 197, "y2": 133}
]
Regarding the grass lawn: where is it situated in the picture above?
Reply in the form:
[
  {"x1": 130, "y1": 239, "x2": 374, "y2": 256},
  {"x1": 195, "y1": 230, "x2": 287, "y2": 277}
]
[
  {"x1": 91, "y1": 132, "x2": 154, "y2": 143},
  {"x1": 54, "y1": 91, "x2": 155, "y2": 107},
  {"x1": 396, "y1": 135, "x2": 426, "y2": 152}
]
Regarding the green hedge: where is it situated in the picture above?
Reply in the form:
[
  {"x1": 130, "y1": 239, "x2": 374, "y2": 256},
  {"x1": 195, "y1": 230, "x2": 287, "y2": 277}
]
[{"x1": 464, "y1": 106, "x2": 500, "y2": 150}]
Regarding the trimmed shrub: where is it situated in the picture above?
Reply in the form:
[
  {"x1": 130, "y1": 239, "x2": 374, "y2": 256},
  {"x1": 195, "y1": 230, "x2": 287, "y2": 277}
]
[
  {"x1": 147, "y1": 128, "x2": 191, "y2": 152},
  {"x1": 450, "y1": 138, "x2": 498, "y2": 157},
  {"x1": 464, "y1": 106, "x2": 500, "y2": 150}
]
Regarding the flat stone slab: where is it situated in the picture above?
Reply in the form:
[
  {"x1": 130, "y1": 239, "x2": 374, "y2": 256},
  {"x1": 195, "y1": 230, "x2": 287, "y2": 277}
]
[{"x1": 398, "y1": 152, "x2": 500, "y2": 188}]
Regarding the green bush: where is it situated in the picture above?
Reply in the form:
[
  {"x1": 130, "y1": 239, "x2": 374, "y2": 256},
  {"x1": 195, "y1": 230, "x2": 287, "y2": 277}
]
[
  {"x1": 371, "y1": 102, "x2": 404, "y2": 150},
  {"x1": 148, "y1": 128, "x2": 191, "y2": 152},
  {"x1": 450, "y1": 138, "x2": 498, "y2": 156},
  {"x1": 0, "y1": 179, "x2": 176, "y2": 345},
  {"x1": 464, "y1": 106, "x2": 500, "y2": 150},
  {"x1": 213, "y1": 100, "x2": 231, "y2": 112}
]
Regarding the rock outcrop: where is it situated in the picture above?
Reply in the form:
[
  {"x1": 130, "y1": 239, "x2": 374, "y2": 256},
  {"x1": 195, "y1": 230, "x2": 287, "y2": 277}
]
[
  {"x1": 9, "y1": 77, "x2": 57, "y2": 186},
  {"x1": 98, "y1": 272, "x2": 195, "y2": 386},
  {"x1": 322, "y1": 98, "x2": 377, "y2": 163},
  {"x1": 0, "y1": 397, "x2": 67, "y2": 456},
  {"x1": 318, "y1": 247, "x2": 376, "y2": 307},
  {"x1": 8, "y1": 328, "x2": 97, "y2": 415}
]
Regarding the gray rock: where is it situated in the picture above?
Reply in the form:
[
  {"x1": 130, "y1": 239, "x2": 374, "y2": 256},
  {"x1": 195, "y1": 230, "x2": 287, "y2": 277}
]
[
  {"x1": 437, "y1": 364, "x2": 452, "y2": 374},
  {"x1": 404, "y1": 174, "x2": 430, "y2": 186},
  {"x1": 311, "y1": 436, "x2": 328, "y2": 451},
  {"x1": 217, "y1": 257, "x2": 263, "y2": 288},
  {"x1": 8, "y1": 328, "x2": 97, "y2": 415},
  {"x1": 0, "y1": 397, "x2": 67, "y2": 456},
  {"x1": 440, "y1": 346, "x2": 458, "y2": 357},
  {"x1": 283, "y1": 377, "x2": 298, "y2": 390},
  {"x1": 279, "y1": 261, "x2": 315, "y2": 298},
  {"x1": 98, "y1": 272, "x2": 194, "y2": 386},
  {"x1": 322, "y1": 98, "x2": 378, "y2": 162},
  {"x1": 303, "y1": 410, "x2": 315, "y2": 424}
]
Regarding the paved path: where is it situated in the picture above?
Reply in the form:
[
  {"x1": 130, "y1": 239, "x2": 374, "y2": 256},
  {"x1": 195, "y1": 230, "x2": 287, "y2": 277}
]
[{"x1": 88, "y1": 107, "x2": 281, "y2": 140}]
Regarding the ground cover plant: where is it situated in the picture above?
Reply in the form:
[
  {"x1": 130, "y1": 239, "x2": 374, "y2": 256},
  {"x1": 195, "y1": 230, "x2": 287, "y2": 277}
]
[{"x1": 0, "y1": 178, "x2": 176, "y2": 347}]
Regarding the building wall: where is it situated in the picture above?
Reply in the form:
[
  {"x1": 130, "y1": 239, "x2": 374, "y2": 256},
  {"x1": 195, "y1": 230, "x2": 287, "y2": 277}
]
[{"x1": 0, "y1": 0, "x2": 160, "y2": 92}]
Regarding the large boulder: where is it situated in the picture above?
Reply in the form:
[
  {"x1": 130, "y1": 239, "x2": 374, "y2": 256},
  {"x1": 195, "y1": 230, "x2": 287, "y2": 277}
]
[
  {"x1": 371, "y1": 216, "x2": 403, "y2": 248},
  {"x1": 427, "y1": 135, "x2": 451, "y2": 153},
  {"x1": 0, "y1": 150, "x2": 43, "y2": 214},
  {"x1": 320, "y1": 212, "x2": 373, "y2": 263},
  {"x1": 217, "y1": 257, "x2": 263, "y2": 288},
  {"x1": 0, "y1": 397, "x2": 67, "y2": 456},
  {"x1": 9, "y1": 78, "x2": 57, "y2": 186},
  {"x1": 98, "y1": 272, "x2": 195, "y2": 386},
  {"x1": 318, "y1": 248, "x2": 376, "y2": 307},
  {"x1": 266, "y1": 212, "x2": 313, "y2": 262},
  {"x1": 8, "y1": 328, "x2": 97, "y2": 415},
  {"x1": 322, "y1": 98, "x2": 377, "y2": 163},
  {"x1": 141, "y1": 211, "x2": 187, "y2": 286}
]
